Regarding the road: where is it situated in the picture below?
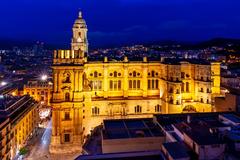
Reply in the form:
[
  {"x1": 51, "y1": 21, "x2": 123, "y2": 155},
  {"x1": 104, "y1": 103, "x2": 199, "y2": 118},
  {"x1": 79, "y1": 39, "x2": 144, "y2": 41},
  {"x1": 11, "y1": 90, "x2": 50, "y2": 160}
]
[
  {"x1": 25, "y1": 120, "x2": 80, "y2": 160},
  {"x1": 26, "y1": 120, "x2": 52, "y2": 160}
]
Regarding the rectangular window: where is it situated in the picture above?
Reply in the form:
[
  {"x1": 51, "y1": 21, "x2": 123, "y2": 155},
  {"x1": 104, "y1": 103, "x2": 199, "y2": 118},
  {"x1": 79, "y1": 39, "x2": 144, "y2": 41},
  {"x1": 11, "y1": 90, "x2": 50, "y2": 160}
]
[
  {"x1": 110, "y1": 80, "x2": 121, "y2": 90},
  {"x1": 92, "y1": 81, "x2": 102, "y2": 90},
  {"x1": 64, "y1": 134, "x2": 70, "y2": 142},
  {"x1": 118, "y1": 80, "x2": 121, "y2": 89},
  {"x1": 137, "y1": 80, "x2": 140, "y2": 89},
  {"x1": 156, "y1": 80, "x2": 159, "y2": 89},
  {"x1": 186, "y1": 82, "x2": 190, "y2": 92},
  {"x1": 148, "y1": 80, "x2": 151, "y2": 89},
  {"x1": 129, "y1": 80, "x2": 132, "y2": 89},
  {"x1": 64, "y1": 112, "x2": 70, "y2": 120},
  {"x1": 152, "y1": 79, "x2": 155, "y2": 89},
  {"x1": 110, "y1": 80, "x2": 113, "y2": 90}
]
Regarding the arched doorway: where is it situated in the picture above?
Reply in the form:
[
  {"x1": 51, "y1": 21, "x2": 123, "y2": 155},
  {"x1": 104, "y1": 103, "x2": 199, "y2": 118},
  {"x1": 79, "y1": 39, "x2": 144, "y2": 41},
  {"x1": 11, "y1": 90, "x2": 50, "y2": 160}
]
[{"x1": 182, "y1": 105, "x2": 196, "y2": 113}]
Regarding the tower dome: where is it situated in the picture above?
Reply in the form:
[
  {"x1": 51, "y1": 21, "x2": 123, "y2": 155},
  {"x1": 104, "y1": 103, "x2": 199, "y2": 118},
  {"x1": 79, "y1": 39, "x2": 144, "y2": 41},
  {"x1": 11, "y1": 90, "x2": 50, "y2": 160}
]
[
  {"x1": 71, "y1": 11, "x2": 88, "y2": 52},
  {"x1": 74, "y1": 11, "x2": 87, "y2": 28}
]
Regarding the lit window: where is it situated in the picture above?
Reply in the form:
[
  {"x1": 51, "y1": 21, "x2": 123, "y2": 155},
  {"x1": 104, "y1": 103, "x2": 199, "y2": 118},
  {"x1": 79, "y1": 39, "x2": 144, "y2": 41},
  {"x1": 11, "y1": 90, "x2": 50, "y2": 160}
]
[
  {"x1": 94, "y1": 71, "x2": 98, "y2": 78},
  {"x1": 155, "y1": 105, "x2": 161, "y2": 112},
  {"x1": 92, "y1": 107, "x2": 100, "y2": 115},
  {"x1": 109, "y1": 80, "x2": 121, "y2": 91},
  {"x1": 133, "y1": 71, "x2": 137, "y2": 77},
  {"x1": 64, "y1": 112, "x2": 70, "y2": 120},
  {"x1": 64, "y1": 134, "x2": 70, "y2": 143},
  {"x1": 114, "y1": 71, "x2": 117, "y2": 77},
  {"x1": 91, "y1": 81, "x2": 102, "y2": 91},
  {"x1": 181, "y1": 83, "x2": 184, "y2": 92},
  {"x1": 65, "y1": 92, "x2": 70, "y2": 101},
  {"x1": 129, "y1": 80, "x2": 141, "y2": 90},
  {"x1": 186, "y1": 82, "x2": 190, "y2": 92},
  {"x1": 134, "y1": 105, "x2": 142, "y2": 113}
]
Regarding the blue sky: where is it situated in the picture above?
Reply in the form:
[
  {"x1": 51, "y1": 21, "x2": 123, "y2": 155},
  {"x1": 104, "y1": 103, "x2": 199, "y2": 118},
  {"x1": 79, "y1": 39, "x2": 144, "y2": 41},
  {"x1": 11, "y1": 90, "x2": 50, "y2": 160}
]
[{"x1": 0, "y1": 0, "x2": 240, "y2": 47}]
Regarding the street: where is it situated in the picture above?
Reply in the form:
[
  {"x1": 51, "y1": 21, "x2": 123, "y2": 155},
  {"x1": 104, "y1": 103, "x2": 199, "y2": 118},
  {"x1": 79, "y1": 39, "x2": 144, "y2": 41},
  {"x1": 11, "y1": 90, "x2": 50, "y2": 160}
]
[
  {"x1": 26, "y1": 120, "x2": 52, "y2": 160},
  {"x1": 25, "y1": 120, "x2": 79, "y2": 160}
]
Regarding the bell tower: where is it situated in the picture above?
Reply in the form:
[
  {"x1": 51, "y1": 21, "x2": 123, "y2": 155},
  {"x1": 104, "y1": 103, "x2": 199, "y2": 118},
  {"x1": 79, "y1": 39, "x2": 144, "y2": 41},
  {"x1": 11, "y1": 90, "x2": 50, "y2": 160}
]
[{"x1": 71, "y1": 11, "x2": 88, "y2": 53}]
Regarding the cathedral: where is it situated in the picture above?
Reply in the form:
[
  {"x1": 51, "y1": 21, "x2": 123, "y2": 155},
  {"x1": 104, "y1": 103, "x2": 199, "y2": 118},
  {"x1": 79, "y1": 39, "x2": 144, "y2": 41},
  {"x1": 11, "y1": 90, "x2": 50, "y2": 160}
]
[{"x1": 50, "y1": 12, "x2": 221, "y2": 153}]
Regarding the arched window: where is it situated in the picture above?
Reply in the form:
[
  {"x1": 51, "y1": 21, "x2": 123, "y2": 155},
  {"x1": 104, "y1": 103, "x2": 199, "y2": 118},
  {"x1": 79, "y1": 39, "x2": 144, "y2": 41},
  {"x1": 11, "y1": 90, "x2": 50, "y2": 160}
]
[
  {"x1": 207, "y1": 99, "x2": 209, "y2": 104},
  {"x1": 94, "y1": 71, "x2": 98, "y2": 78},
  {"x1": 65, "y1": 92, "x2": 70, "y2": 101},
  {"x1": 207, "y1": 88, "x2": 210, "y2": 93},
  {"x1": 151, "y1": 71, "x2": 155, "y2": 77},
  {"x1": 155, "y1": 105, "x2": 161, "y2": 112},
  {"x1": 181, "y1": 83, "x2": 185, "y2": 92},
  {"x1": 66, "y1": 74, "x2": 70, "y2": 82},
  {"x1": 134, "y1": 105, "x2": 142, "y2": 113},
  {"x1": 114, "y1": 71, "x2": 117, "y2": 77},
  {"x1": 182, "y1": 105, "x2": 196, "y2": 112},
  {"x1": 92, "y1": 106, "x2": 100, "y2": 115},
  {"x1": 133, "y1": 71, "x2": 137, "y2": 77},
  {"x1": 186, "y1": 82, "x2": 190, "y2": 92}
]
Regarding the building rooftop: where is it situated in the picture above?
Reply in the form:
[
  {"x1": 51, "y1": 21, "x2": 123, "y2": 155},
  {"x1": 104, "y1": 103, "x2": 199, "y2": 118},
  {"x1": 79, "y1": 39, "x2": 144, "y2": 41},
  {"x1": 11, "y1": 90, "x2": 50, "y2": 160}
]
[
  {"x1": 0, "y1": 95, "x2": 37, "y2": 121},
  {"x1": 221, "y1": 113, "x2": 240, "y2": 123},
  {"x1": 102, "y1": 118, "x2": 164, "y2": 140},
  {"x1": 76, "y1": 151, "x2": 164, "y2": 160},
  {"x1": 162, "y1": 142, "x2": 190, "y2": 159},
  {"x1": 162, "y1": 58, "x2": 211, "y2": 65},
  {"x1": 175, "y1": 122, "x2": 225, "y2": 145},
  {"x1": 155, "y1": 112, "x2": 229, "y2": 130}
]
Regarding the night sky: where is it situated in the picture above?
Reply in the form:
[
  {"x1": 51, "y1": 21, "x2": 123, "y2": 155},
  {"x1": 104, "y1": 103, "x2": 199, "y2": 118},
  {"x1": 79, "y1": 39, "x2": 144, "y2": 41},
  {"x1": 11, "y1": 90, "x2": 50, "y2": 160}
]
[{"x1": 0, "y1": 0, "x2": 240, "y2": 48}]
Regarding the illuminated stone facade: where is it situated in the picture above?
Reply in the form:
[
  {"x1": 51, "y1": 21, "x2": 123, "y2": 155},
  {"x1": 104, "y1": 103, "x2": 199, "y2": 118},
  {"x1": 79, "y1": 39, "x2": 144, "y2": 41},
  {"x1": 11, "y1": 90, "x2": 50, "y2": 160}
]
[
  {"x1": 0, "y1": 95, "x2": 39, "y2": 160},
  {"x1": 23, "y1": 80, "x2": 52, "y2": 106},
  {"x1": 50, "y1": 12, "x2": 221, "y2": 154}
]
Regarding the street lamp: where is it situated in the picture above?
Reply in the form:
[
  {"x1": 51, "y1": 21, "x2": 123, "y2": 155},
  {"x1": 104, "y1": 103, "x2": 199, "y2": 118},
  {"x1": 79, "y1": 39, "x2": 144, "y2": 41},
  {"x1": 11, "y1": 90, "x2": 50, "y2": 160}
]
[
  {"x1": 41, "y1": 75, "x2": 48, "y2": 81},
  {"x1": 1, "y1": 81, "x2": 7, "y2": 86}
]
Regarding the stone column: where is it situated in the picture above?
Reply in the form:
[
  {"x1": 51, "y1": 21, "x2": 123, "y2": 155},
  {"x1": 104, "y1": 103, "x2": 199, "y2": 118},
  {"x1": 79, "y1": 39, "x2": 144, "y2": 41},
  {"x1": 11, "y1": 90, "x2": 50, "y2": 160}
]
[
  {"x1": 74, "y1": 70, "x2": 77, "y2": 92},
  {"x1": 142, "y1": 65, "x2": 148, "y2": 97},
  {"x1": 53, "y1": 71, "x2": 57, "y2": 93},
  {"x1": 57, "y1": 71, "x2": 60, "y2": 93},
  {"x1": 103, "y1": 65, "x2": 108, "y2": 98},
  {"x1": 52, "y1": 109, "x2": 56, "y2": 136},
  {"x1": 123, "y1": 65, "x2": 128, "y2": 97},
  {"x1": 79, "y1": 71, "x2": 83, "y2": 92}
]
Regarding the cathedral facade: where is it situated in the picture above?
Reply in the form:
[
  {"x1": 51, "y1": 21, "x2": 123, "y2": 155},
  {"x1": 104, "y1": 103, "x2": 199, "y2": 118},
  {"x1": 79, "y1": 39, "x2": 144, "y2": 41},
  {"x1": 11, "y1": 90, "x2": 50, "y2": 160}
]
[{"x1": 50, "y1": 12, "x2": 221, "y2": 153}]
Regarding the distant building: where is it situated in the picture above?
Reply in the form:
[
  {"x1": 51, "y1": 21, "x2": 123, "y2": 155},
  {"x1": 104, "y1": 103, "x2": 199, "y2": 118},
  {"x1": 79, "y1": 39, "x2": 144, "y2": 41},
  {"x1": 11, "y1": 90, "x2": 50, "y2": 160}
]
[
  {"x1": 0, "y1": 95, "x2": 40, "y2": 160},
  {"x1": 23, "y1": 79, "x2": 52, "y2": 106},
  {"x1": 0, "y1": 84, "x2": 18, "y2": 96}
]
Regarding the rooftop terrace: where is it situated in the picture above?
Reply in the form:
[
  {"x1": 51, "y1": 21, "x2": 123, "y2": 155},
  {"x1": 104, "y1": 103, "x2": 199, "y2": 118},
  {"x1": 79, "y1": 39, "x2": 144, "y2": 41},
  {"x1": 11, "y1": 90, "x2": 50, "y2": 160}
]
[{"x1": 103, "y1": 118, "x2": 164, "y2": 140}]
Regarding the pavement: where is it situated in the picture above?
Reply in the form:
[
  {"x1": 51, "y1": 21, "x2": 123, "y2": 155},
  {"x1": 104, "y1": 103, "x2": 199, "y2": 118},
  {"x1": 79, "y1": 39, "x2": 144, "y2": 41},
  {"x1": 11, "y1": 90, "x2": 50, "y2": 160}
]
[
  {"x1": 25, "y1": 120, "x2": 80, "y2": 160},
  {"x1": 26, "y1": 120, "x2": 52, "y2": 160}
]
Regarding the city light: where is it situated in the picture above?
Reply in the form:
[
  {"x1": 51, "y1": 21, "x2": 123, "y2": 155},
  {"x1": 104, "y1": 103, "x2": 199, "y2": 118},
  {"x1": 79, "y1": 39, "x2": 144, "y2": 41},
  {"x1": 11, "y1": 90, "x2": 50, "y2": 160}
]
[
  {"x1": 1, "y1": 81, "x2": 7, "y2": 86},
  {"x1": 41, "y1": 75, "x2": 48, "y2": 81}
]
